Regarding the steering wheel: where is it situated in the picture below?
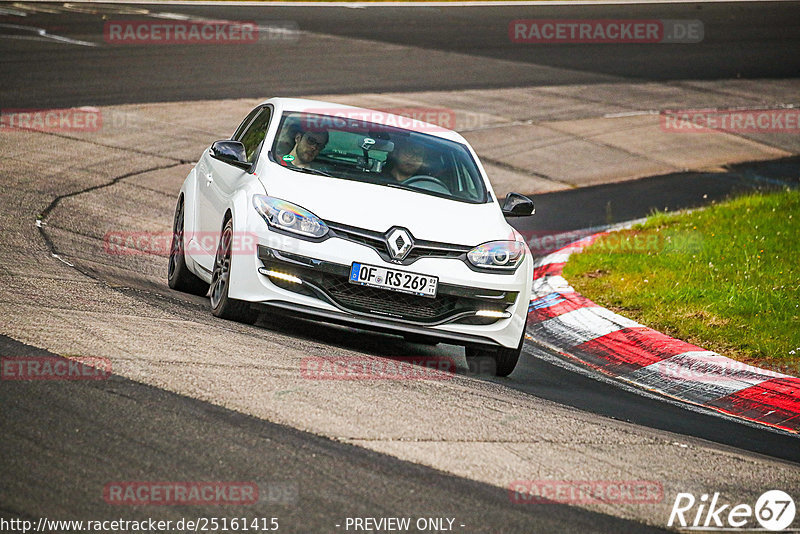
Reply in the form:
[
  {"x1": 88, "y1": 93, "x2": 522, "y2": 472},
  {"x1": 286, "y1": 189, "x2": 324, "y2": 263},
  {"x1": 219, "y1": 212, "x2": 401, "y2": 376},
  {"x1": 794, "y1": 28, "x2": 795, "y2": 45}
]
[{"x1": 403, "y1": 175, "x2": 451, "y2": 194}]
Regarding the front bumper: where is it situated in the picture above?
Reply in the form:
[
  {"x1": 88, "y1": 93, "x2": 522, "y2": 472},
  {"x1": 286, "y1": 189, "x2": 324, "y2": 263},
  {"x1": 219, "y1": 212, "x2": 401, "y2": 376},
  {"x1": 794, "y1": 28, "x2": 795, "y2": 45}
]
[
  {"x1": 258, "y1": 246, "x2": 518, "y2": 326},
  {"x1": 227, "y1": 220, "x2": 532, "y2": 348},
  {"x1": 258, "y1": 300, "x2": 508, "y2": 348}
]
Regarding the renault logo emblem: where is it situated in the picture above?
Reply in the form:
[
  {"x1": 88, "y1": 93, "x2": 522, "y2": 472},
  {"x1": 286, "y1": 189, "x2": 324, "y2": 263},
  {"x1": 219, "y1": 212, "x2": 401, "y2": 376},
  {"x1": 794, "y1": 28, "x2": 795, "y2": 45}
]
[{"x1": 386, "y1": 227, "x2": 413, "y2": 261}]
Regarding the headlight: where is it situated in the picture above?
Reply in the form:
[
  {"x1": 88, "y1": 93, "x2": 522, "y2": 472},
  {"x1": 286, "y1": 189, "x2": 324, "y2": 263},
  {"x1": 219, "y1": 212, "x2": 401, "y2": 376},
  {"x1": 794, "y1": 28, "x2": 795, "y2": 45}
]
[
  {"x1": 252, "y1": 195, "x2": 328, "y2": 238},
  {"x1": 467, "y1": 240, "x2": 526, "y2": 271}
]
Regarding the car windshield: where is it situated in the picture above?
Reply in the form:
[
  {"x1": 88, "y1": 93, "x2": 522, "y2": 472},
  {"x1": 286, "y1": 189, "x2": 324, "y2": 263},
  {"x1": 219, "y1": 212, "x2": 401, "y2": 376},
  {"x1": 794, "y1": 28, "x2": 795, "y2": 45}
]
[{"x1": 270, "y1": 111, "x2": 490, "y2": 204}]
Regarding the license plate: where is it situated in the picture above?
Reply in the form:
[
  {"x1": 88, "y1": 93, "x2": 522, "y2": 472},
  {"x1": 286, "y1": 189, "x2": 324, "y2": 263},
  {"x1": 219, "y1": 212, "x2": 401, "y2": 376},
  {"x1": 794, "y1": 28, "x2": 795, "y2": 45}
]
[{"x1": 349, "y1": 262, "x2": 438, "y2": 298}]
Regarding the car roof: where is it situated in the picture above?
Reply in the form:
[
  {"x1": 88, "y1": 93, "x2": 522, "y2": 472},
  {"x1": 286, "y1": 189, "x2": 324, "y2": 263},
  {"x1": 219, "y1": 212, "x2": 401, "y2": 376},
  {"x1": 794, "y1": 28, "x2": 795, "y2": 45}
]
[{"x1": 263, "y1": 97, "x2": 467, "y2": 143}]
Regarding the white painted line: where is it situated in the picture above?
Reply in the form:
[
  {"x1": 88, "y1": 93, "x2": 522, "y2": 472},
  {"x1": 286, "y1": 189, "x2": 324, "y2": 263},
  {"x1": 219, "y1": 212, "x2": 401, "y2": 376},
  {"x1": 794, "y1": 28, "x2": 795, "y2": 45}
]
[
  {"x1": 52, "y1": 253, "x2": 74, "y2": 267},
  {"x1": 638, "y1": 350, "x2": 789, "y2": 386},
  {"x1": 0, "y1": 23, "x2": 98, "y2": 47},
  {"x1": 61, "y1": 2, "x2": 151, "y2": 14},
  {"x1": 0, "y1": 34, "x2": 94, "y2": 45},
  {"x1": 537, "y1": 306, "x2": 641, "y2": 346},
  {"x1": 625, "y1": 351, "x2": 784, "y2": 404},
  {"x1": 0, "y1": 6, "x2": 27, "y2": 16},
  {"x1": 557, "y1": 305, "x2": 642, "y2": 336},
  {"x1": 10, "y1": 2, "x2": 63, "y2": 13},
  {"x1": 147, "y1": 12, "x2": 193, "y2": 19},
  {"x1": 523, "y1": 340, "x2": 797, "y2": 437},
  {"x1": 534, "y1": 251, "x2": 572, "y2": 267},
  {"x1": 525, "y1": 221, "x2": 799, "y2": 430},
  {"x1": 532, "y1": 275, "x2": 574, "y2": 296},
  {"x1": 603, "y1": 110, "x2": 657, "y2": 118}
]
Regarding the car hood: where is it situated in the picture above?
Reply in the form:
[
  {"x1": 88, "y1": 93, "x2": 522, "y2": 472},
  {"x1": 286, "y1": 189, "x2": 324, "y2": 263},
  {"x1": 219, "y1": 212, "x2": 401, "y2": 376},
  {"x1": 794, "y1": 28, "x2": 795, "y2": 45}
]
[{"x1": 258, "y1": 166, "x2": 513, "y2": 246}]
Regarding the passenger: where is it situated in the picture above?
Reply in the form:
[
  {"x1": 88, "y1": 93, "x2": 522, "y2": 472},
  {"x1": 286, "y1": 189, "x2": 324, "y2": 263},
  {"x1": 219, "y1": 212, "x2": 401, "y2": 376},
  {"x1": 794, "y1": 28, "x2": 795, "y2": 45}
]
[
  {"x1": 274, "y1": 117, "x2": 302, "y2": 158},
  {"x1": 382, "y1": 140, "x2": 425, "y2": 182},
  {"x1": 285, "y1": 129, "x2": 328, "y2": 169}
]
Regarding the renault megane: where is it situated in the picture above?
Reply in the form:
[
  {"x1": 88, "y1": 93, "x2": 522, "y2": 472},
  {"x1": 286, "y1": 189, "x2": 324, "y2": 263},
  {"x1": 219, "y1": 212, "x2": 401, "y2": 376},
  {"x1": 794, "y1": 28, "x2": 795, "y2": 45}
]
[{"x1": 168, "y1": 98, "x2": 535, "y2": 376}]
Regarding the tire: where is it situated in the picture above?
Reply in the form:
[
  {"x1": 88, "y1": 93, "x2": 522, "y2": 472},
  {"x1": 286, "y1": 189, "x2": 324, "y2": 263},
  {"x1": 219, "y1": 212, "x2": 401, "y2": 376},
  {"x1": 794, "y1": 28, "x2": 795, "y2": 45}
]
[
  {"x1": 209, "y1": 218, "x2": 259, "y2": 325},
  {"x1": 465, "y1": 318, "x2": 526, "y2": 377},
  {"x1": 167, "y1": 197, "x2": 209, "y2": 296},
  {"x1": 493, "y1": 339, "x2": 524, "y2": 378}
]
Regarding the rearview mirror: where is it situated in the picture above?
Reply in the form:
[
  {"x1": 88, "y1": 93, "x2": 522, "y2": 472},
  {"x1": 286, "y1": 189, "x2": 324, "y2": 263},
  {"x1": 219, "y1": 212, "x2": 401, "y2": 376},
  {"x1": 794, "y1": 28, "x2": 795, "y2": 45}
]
[
  {"x1": 210, "y1": 140, "x2": 251, "y2": 170},
  {"x1": 501, "y1": 192, "x2": 535, "y2": 217},
  {"x1": 361, "y1": 137, "x2": 394, "y2": 152}
]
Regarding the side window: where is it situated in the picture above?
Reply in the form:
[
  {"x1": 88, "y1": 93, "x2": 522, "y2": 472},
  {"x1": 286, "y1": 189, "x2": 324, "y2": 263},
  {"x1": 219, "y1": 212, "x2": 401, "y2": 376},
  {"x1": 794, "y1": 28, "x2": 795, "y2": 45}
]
[
  {"x1": 236, "y1": 107, "x2": 272, "y2": 163},
  {"x1": 232, "y1": 107, "x2": 261, "y2": 140},
  {"x1": 453, "y1": 157, "x2": 480, "y2": 201}
]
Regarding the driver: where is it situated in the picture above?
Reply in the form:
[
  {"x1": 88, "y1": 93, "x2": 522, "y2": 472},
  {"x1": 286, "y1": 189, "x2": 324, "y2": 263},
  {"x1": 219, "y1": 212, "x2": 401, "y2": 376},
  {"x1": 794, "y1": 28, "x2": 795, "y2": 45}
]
[
  {"x1": 383, "y1": 140, "x2": 425, "y2": 182},
  {"x1": 286, "y1": 129, "x2": 328, "y2": 169}
]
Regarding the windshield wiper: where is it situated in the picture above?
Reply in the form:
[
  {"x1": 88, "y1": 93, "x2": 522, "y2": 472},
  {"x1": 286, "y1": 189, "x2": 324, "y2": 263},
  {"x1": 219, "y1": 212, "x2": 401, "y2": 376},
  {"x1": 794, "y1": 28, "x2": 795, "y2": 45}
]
[
  {"x1": 383, "y1": 182, "x2": 413, "y2": 191},
  {"x1": 290, "y1": 166, "x2": 332, "y2": 177},
  {"x1": 383, "y1": 182, "x2": 427, "y2": 194}
]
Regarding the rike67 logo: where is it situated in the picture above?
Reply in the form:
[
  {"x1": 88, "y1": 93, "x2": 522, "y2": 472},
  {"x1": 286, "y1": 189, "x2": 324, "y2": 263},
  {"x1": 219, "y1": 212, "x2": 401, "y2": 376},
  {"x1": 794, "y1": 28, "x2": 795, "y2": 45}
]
[{"x1": 668, "y1": 490, "x2": 796, "y2": 531}]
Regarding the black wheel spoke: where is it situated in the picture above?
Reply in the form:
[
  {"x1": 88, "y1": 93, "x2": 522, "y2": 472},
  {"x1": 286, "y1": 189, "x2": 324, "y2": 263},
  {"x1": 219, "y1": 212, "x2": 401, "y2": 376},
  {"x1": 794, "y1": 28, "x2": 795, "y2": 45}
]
[{"x1": 210, "y1": 227, "x2": 233, "y2": 310}]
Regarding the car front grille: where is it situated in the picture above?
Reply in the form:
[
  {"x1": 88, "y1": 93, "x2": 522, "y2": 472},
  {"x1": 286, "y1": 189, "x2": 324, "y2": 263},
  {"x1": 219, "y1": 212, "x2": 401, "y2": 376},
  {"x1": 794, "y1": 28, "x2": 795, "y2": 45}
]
[
  {"x1": 317, "y1": 272, "x2": 458, "y2": 321},
  {"x1": 327, "y1": 221, "x2": 470, "y2": 266},
  {"x1": 258, "y1": 247, "x2": 516, "y2": 325}
]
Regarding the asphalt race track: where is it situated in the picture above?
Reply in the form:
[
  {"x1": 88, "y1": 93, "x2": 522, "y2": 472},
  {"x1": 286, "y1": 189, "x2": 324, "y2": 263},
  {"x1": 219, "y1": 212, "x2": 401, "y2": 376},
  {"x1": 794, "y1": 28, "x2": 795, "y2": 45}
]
[
  {"x1": 0, "y1": 335, "x2": 666, "y2": 534},
  {"x1": 1, "y1": 2, "x2": 800, "y2": 532},
  {"x1": 0, "y1": 2, "x2": 798, "y2": 107}
]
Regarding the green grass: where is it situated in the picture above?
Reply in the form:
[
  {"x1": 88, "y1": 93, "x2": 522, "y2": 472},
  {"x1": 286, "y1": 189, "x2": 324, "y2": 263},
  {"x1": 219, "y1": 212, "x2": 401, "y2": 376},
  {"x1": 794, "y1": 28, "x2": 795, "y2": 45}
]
[{"x1": 562, "y1": 188, "x2": 800, "y2": 375}]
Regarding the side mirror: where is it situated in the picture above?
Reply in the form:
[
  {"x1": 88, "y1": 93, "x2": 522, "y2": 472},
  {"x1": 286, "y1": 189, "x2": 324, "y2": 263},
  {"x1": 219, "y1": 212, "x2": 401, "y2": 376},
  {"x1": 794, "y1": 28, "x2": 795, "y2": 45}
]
[
  {"x1": 210, "y1": 140, "x2": 251, "y2": 170},
  {"x1": 501, "y1": 193, "x2": 535, "y2": 217}
]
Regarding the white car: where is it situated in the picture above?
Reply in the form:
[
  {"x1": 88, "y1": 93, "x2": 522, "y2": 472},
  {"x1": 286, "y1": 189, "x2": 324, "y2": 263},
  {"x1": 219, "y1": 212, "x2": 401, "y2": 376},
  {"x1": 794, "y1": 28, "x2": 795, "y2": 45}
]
[{"x1": 168, "y1": 98, "x2": 535, "y2": 376}]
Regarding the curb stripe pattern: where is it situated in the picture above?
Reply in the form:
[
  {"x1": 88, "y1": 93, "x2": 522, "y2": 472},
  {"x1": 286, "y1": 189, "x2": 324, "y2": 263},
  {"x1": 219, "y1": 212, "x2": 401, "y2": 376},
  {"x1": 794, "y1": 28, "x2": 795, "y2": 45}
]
[{"x1": 527, "y1": 233, "x2": 800, "y2": 433}]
